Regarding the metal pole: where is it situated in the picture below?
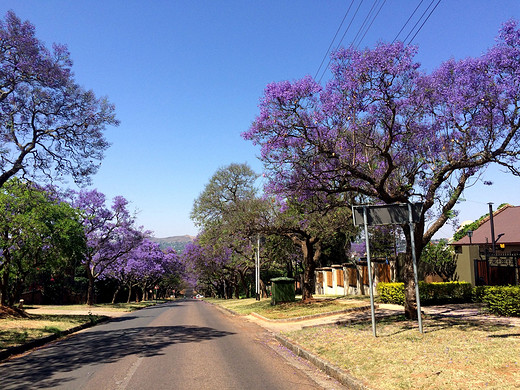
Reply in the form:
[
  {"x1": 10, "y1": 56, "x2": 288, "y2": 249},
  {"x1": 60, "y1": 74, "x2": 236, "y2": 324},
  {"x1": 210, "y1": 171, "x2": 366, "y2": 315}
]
[
  {"x1": 256, "y1": 234, "x2": 260, "y2": 300},
  {"x1": 408, "y1": 203, "x2": 423, "y2": 333},
  {"x1": 488, "y1": 203, "x2": 496, "y2": 253},
  {"x1": 363, "y1": 206, "x2": 377, "y2": 337}
]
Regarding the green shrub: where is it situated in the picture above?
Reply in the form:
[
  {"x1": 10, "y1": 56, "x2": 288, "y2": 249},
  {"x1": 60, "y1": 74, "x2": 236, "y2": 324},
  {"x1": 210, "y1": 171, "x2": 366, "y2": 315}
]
[
  {"x1": 377, "y1": 281, "x2": 473, "y2": 305},
  {"x1": 377, "y1": 283, "x2": 405, "y2": 305},
  {"x1": 419, "y1": 281, "x2": 473, "y2": 304},
  {"x1": 472, "y1": 285, "x2": 493, "y2": 303},
  {"x1": 479, "y1": 286, "x2": 520, "y2": 317}
]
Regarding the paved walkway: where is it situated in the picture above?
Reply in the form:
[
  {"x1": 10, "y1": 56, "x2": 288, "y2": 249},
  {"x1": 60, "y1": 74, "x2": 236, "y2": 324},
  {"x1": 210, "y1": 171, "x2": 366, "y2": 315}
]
[{"x1": 245, "y1": 302, "x2": 520, "y2": 333}]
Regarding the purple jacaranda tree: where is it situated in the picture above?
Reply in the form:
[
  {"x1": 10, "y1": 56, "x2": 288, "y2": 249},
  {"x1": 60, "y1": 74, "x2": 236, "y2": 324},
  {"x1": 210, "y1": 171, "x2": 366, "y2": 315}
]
[
  {"x1": 181, "y1": 238, "x2": 232, "y2": 298},
  {"x1": 0, "y1": 11, "x2": 118, "y2": 188},
  {"x1": 126, "y1": 240, "x2": 180, "y2": 302},
  {"x1": 103, "y1": 239, "x2": 168, "y2": 304},
  {"x1": 70, "y1": 189, "x2": 144, "y2": 305},
  {"x1": 243, "y1": 20, "x2": 520, "y2": 319}
]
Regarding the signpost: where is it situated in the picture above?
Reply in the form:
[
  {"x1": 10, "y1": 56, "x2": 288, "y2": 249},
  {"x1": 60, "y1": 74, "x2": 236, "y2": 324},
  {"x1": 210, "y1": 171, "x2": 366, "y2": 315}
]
[
  {"x1": 255, "y1": 234, "x2": 261, "y2": 300},
  {"x1": 352, "y1": 203, "x2": 424, "y2": 336}
]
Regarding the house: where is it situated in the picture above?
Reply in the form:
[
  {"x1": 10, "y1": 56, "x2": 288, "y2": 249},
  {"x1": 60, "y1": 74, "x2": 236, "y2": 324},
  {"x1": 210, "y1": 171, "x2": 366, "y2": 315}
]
[{"x1": 453, "y1": 204, "x2": 520, "y2": 286}]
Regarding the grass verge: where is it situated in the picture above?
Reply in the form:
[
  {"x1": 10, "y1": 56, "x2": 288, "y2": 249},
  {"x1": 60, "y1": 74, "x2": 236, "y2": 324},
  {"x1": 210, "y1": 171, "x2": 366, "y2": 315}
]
[
  {"x1": 0, "y1": 300, "x2": 165, "y2": 353},
  {"x1": 24, "y1": 300, "x2": 168, "y2": 313},
  {"x1": 204, "y1": 297, "x2": 368, "y2": 319},
  {"x1": 0, "y1": 313, "x2": 103, "y2": 350},
  {"x1": 284, "y1": 316, "x2": 520, "y2": 389}
]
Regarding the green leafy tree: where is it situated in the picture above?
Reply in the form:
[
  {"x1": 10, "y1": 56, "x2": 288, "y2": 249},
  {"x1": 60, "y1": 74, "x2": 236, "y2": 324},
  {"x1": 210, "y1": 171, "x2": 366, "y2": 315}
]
[
  {"x1": 264, "y1": 195, "x2": 357, "y2": 301},
  {"x1": 0, "y1": 178, "x2": 86, "y2": 306},
  {"x1": 191, "y1": 163, "x2": 263, "y2": 298},
  {"x1": 421, "y1": 239, "x2": 457, "y2": 282}
]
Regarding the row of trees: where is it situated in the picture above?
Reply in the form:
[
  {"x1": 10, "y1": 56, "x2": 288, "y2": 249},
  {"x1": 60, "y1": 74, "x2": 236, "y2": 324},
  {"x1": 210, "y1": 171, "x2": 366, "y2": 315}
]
[
  {"x1": 0, "y1": 179, "x2": 183, "y2": 306},
  {"x1": 184, "y1": 162, "x2": 363, "y2": 301},
  {"x1": 186, "y1": 20, "x2": 520, "y2": 319},
  {"x1": 0, "y1": 11, "x2": 183, "y2": 307}
]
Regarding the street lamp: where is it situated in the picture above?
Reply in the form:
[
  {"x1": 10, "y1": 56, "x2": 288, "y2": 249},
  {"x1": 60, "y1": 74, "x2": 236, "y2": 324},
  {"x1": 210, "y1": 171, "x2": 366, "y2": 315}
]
[{"x1": 467, "y1": 230, "x2": 473, "y2": 245}]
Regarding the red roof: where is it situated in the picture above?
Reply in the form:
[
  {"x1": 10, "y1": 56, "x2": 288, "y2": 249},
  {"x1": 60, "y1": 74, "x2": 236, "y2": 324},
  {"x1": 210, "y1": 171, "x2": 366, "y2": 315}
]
[{"x1": 454, "y1": 205, "x2": 520, "y2": 245}]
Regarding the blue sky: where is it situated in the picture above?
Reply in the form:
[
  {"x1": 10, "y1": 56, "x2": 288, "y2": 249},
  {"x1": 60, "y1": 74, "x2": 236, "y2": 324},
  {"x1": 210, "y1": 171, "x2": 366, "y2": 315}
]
[{"x1": 2, "y1": 1, "x2": 520, "y2": 238}]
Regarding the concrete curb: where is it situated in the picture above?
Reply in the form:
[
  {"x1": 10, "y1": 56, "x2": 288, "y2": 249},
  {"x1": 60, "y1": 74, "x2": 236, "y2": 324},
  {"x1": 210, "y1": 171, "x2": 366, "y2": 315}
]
[
  {"x1": 275, "y1": 334, "x2": 372, "y2": 390},
  {"x1": 0, "y1": 316, "x2": 110, "y2": 362},
  {"x1": 250, "y1": 304, "x2": 373, "y2": 323},
  {"x1": 205, "y1": 299, "x2": 374, "y2": 388}
]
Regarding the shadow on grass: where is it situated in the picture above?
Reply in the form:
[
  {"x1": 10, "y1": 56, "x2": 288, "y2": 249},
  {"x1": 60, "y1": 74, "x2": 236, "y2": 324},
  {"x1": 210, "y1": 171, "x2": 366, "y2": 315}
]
[{"x1": 340, "y1": 313, "x2": 518, "y2": 338}]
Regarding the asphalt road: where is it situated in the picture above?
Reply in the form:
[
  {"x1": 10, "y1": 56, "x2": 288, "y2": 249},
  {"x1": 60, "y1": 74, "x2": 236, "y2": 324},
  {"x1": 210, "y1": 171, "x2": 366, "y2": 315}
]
[{"x1": 0, "y1": 300, "x2": 342, "y2": 389}]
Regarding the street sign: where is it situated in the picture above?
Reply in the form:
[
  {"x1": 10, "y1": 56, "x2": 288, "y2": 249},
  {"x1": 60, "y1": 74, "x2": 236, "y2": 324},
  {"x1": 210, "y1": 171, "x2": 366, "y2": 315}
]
[
  {"x1": 351, "y1": 202, "x2": 424, "y2": 335},
  {"x1": 352, "y1": 203, "x2": 423, "y2": 226}
]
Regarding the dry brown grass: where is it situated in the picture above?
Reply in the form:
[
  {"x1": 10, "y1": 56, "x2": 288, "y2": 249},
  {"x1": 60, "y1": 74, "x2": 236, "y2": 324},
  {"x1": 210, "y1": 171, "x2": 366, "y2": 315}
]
[
  {"x1": 205, "y1": 297, "x2": 367, "y2": 319},
  {"x1": 0, "y1": 314, "x2": 102, "y2": 350},
  {"x1": 285, "y1": 316, "x2": 520, "y2": 389}
]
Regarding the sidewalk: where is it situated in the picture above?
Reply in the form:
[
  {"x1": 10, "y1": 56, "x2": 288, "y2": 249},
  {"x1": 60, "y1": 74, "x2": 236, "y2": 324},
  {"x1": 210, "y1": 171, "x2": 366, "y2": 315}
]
[{"x1": 245, "y1": 302, "x2": 520, "y2": 333}]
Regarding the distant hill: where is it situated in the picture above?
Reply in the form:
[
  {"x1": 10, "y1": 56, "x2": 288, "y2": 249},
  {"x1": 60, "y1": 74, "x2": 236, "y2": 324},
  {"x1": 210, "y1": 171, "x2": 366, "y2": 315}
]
[{"x1": 151, "y1": 235, "x2": 195, "y2": 253}]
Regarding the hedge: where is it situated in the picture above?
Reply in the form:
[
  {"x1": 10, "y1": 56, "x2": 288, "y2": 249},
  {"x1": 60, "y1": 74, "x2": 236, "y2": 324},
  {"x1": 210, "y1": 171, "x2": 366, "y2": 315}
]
[
  {"x1": 377, "y1": 281, "x2": 473, "y2": 305},
  {"x1": 478, "y1": 286, "x2": 520, "y2": 317}
]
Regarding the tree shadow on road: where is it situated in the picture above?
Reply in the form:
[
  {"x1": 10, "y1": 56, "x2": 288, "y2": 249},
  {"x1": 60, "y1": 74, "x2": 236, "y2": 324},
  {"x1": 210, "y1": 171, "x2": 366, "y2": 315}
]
[{"x1": 0, "y1": 324, "x2": 234, "y2": 389}]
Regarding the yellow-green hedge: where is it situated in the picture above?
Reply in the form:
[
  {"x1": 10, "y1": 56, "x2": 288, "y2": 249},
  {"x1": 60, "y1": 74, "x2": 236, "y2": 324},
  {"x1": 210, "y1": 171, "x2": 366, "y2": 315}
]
[
  {"x1": 477, "y1": 286, "x2": 520, "y2": 317},
  {"x1": 377, "y1": 281, "x2": 473, "y2": 305}
]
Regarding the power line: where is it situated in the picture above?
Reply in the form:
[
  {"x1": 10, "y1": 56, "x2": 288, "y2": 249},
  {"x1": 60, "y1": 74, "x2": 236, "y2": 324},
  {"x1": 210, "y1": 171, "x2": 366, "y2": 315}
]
[
  {"x1": 318, "y1": 0, "x2": 364, "y2": 83},
  {"x1": 314, "y1": 0, "x2": 355, "y2": 80},
  {"x1": 402, "y1": 0, "x2": 436, "y2": 44},
  {"x1": 392, "y1": 0, "x2": 425, "y2": 43},
  {"x1": 406, "y1": 0, "x2": 442, "y2": 45},
  {"x1": 355, "y1": 0, "x2": 387, "y2": 49},
  {"x1": 349, "y1": 0, "x2": 380, "y2": 50}
]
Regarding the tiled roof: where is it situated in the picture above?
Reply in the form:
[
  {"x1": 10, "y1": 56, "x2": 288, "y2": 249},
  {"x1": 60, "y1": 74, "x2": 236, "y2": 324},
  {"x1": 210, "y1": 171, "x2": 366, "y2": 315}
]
[{"x1": 454, "y1": 205, "x2": 520, "y2": 245}]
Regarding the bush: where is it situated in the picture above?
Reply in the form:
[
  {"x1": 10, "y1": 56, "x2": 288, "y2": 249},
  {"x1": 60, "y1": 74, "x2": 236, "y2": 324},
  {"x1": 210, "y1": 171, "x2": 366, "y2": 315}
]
[
  {"x1": 419, "y1": 281, "x2": 473, "y2": 304},
  {"x1": 377, "y1": 281, "x2": 473, "y2": 305},
  {"x1": 377, "y1": 283, "x2": 405, "y2": 305},
  {"x1": 472, "y1": 285, "x2": 493, "y2": 303},
  {"x1": 479, "y1": 286, "x2": 520, "y2": 317}
]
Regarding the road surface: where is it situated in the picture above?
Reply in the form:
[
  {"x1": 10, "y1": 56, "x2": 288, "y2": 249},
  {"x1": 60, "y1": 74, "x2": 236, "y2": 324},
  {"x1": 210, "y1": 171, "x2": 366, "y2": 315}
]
[{"x1": 0, "y1": 300, "x2": 344, "y2": 389}]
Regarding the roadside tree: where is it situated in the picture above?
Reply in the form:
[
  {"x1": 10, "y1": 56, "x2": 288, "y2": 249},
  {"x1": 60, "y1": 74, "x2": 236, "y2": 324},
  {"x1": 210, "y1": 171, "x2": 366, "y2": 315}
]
[
  {"x1": 0, "y1": 178, "x2": 85, "y2": 306},
  {"x1": 70, "y1": 189, "x2": 144, "y2": 305},
  {"x1": 243, "y1": 20, "x2": 520, "y2": 318},
  {"x1": 190, "y1": 163, "x2": 264, "y2": 298},
  {"x1": 0, "y1": 11, "x2": 118, "y2": 188},
  {"x1": 421, "y1": 239, "x2": 457, "y2": 282}
]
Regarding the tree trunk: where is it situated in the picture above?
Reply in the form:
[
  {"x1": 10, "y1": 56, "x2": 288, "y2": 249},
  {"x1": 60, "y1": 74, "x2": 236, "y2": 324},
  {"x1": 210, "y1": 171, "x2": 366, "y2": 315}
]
[
  {"x1": 402, "y1": 252, "x2": 418, "y2": 319},
  {"x1": 260, "y1": 279, "x2": 268, "y2": 298},
  {"x1": 299, "y1": 237, "x2": 320, "y2": 302},
  {"x1": 86, "y1": 264, "x2": 95, "y2": 306},
  {"x1": 1, "y1": 249, "x2": 12, "y2": 306},
  {"x1": 111, "y1": 285, "x2": 121, "y2": 304},
  {"x1": 402, "y1": 223, "x2": 426, "y2": 320},
  {"x1": 127, "y1": 284, "x2": 132, "y2": 303},
  {"x1": 234, "y1": 274, "x2": 240, "y2": 299}
]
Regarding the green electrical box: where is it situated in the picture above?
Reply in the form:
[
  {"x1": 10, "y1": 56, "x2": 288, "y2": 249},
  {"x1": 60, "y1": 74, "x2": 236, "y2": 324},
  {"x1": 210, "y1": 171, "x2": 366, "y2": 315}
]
[{"x1": 271, "y1": 277, "x2": 295, "y2": 305}]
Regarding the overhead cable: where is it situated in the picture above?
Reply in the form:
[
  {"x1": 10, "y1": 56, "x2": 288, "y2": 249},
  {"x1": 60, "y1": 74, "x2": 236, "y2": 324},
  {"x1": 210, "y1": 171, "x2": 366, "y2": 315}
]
[
  {"x1": 406, "y1": 0, "x2": 442, "y2": 45},
  {"x1": 318, "y1": 0, "x2": 364, "y2": 83},
  {"x1": 392, "y1": 0, "x2": 425, "y2": 43},
  {"x1": 355, "y1": 0, "x2": 387, "y2": 49},
  {"x1": 314, "y1": 0, "x2": 355, "y2": 80}
]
